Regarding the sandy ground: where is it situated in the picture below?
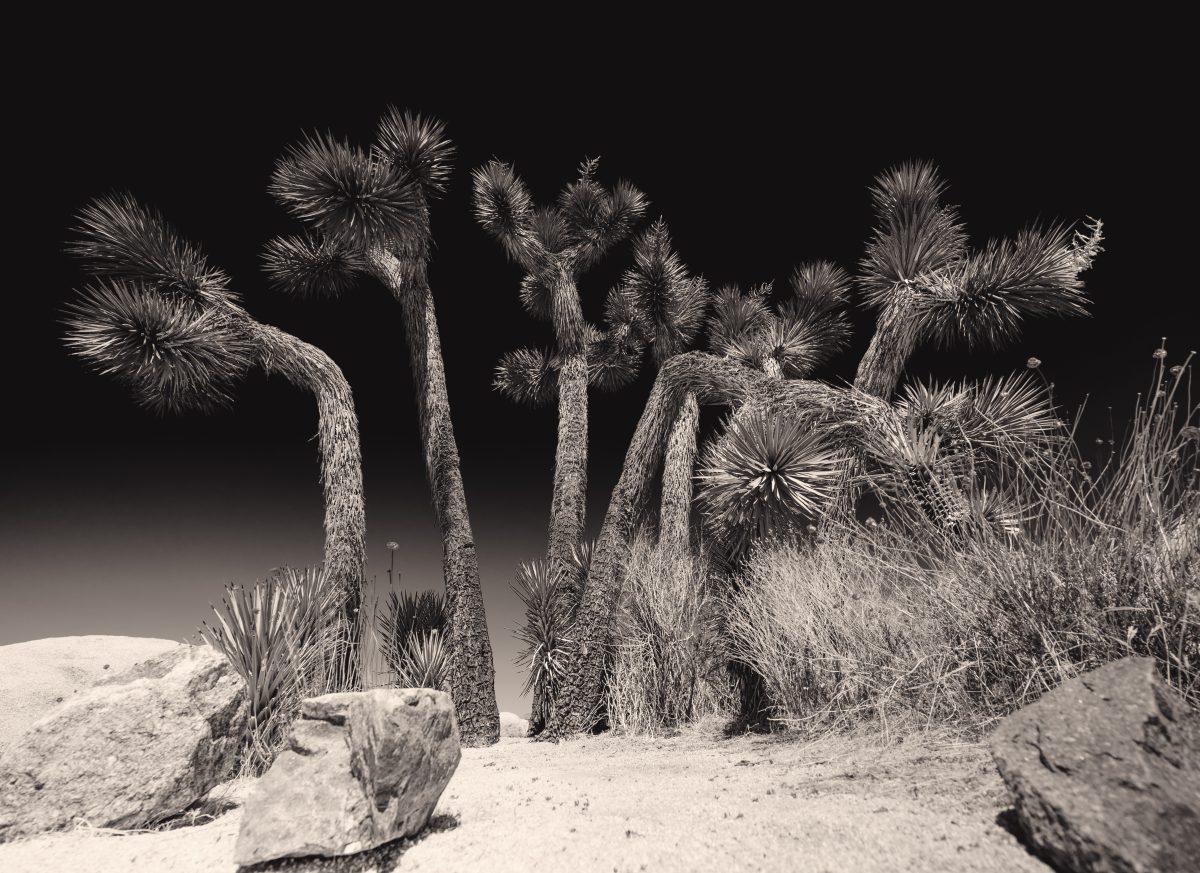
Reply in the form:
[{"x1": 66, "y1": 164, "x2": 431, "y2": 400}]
[
  {"x1": 0, "y1": 636, "x2": 180, "y2": 752},
  {"x1": 0, "y1": 724, "x2": 1047, "y2": 872}
]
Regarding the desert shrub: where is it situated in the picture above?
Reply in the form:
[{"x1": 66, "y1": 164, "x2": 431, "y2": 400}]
[
  {"x1": 512, "y1": 559, "x2": 576, "y2": 729},
  {"x1": 200, "y1": 566, "x2": 362, "y2": 771},
  {"x1": 727, "y1": 352, "x2": 1199, "y2": 731},
  {"x1": 605, "y1": 532, "x2": 733, "y2": 733},
  {"x1": 376, "y1": 589, "x2": 447, "y2": 688}
]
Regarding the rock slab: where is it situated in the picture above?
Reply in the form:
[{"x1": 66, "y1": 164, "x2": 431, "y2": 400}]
[
  {"x1": 989, "y1": 656, "x2": 1200, "y2": 872},
  {"x1": 0, "y1": 635, "x2": 181, "y2": 752},
  {"x1": 0, "y1": 644, "x2": 247, "y2": 842},
  {"x1": 234, "y1": 687, "x2": 461, "y2": 866}
]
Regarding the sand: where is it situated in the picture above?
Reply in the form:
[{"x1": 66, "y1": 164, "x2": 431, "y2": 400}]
[
  {"x1": 0, "y1": 635, "x2": 181, "y2": 752},
  {"x1": 0, "y1": 723, "x2": 1046, "y2": 872}
]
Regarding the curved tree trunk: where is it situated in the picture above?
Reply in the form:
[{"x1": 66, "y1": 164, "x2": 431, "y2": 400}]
[
  {"x1": 548, "y1": 352, "x2": 589, "y2": 574},
  {"x1": 853, "y1": 294, "x2": 921, "y2": 399},
  {"x1": 658, "y1": 390, "x2": 700, "y2": 552},
  {"x1": 240, "y1": 316, "x2": 367, "y2": 681},
  {"x1": 369, "y1": 246, "x2": 500, "y2": 747}
]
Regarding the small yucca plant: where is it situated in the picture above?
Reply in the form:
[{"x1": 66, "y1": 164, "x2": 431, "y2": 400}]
[
  {"x1": 376, "y1": 589, "x2": 447, "y2": 685},
  {"x1": 512, "y1": 559, "x2": 576, "y2": 727},
  {"x1": 200, "y1": 566, "x2": 338, "y2": 770},
  {"x1": 395, "y1": 630, "x2": 449, "y2": 690}
]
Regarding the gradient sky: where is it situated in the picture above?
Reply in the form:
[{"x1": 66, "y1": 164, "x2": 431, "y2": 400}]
[{"x1": 4, "y1": 39, "x2": 1196, "y2": 714}]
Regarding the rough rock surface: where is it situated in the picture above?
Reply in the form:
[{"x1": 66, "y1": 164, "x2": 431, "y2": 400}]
[
  {"x1": 0, "y1": 644, "x2": 247, "y2": 842},
  {"x1": 499, "y1": 711, "x2": 530, "y2": 738},
  {"x1": 989, "y1": 656, "x2": 1200, "y2": 872},
  {"x1": 0, "y1": 635, "x2": 181, "y2": 751},
  {"x1": 234, "y1": 688, "x2": 461, "y2": 866}
]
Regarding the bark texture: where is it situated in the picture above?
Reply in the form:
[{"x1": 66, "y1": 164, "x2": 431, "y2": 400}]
[
  {"x1": 368, "y1": 246, "x2": 499, "y2": 747},
  {"x1": 658, "y1": 390, "x2": 700, "y2": 551},
  {"x1": 852, "y1": 292, "x2": 922, "y2": 400},
  {"x1": 548, "y1": 351, "x2": 589, "y2": 574},
  {"x1": 241, "y1": 317, "x2": 367, "y2": 597}
]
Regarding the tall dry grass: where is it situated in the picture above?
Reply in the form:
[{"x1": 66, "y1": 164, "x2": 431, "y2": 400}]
[
  {"x1": 726, "y1": 352, "x2": 1199, "y2": 733},
  {"x1": 605, "y1": 533, "x2": 734, "y2": 733}
]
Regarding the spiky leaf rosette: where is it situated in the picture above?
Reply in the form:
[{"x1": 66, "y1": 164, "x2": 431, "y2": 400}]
[
  {"x1": 707, "y1": 284, "x2": 772, "y2": 356},
  {"x1": 511, "y1": 559, "x2": 574, "y2": 697},
  {"x1": 858, "y1": 161, "x2": 966, "y2": 310},
  {"x1": 916, "y1": 223, "x2": 1097, "y2": 348},
  {"x1": 262, "y1": 232, "x2": 365, "y2": 298},
  {"x1": 587, "y1": 325, "x2": 644, "y2": 392},
  {"x1": 620, "y1": 219, "x2": 711, "y2": 362},
  {"x1": 377, "y1": 589, "x2": 447, "y2": 679},
  {"x1": 966, "y1": 486, "x2": 1024, "y2": 537},
  {"x1": 270, "y1": 132, "x2": 423, "y2": 250},
  {"x1": 495, "y1": 347, "x2": 558, "y2": 406},
  {"x1": 696, "y1": 410, "x2": 843, "y2": 554},
  {"x1": 374, "y1": 108, "x2": 454, "y2": 197},
  {"x1": 471, "y1": 160, "x2": 540, "y2": 268},
  {"x1": 69, "y1": 194, "x2": 235, "y2": 306},
  {"x1": 559, "y1": 159, "x2": 648, "y2": 268},
  {"x1": 64, "y1": 279, "x2": 251, "y2": 413}
]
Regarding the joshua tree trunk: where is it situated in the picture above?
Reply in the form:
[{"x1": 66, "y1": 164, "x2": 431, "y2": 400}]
[
  {"x1": 658, "y1": 391, "x2": 700, "y2": 551},
  {"x1": 548, "y1": 352, "x2": 589, "y2": 573},
  {"x1": 238, "y1": 316, "x2": 366, "y2": 680},
  {"x1": 853, "y1": 292, "x2": 921, "y2": 399},
  {"x1": 368, "y1": 245, "x2": 500, "y2": 747}
]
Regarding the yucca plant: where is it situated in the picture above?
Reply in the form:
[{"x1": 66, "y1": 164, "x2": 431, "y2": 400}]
[
  {"x1": 512, "y1": 559, "x2": 577, "y2": 732},
  {"x1": 65, "y1": 197, "x2": 367, "y2": 655},
  {"x1": 476, "y1": 157, "x2": 648, "y2": 580},
  {"x1": 376, "y1": 589, "x2": 447, "y2": 683},
  {"x1": 854, "y1": 161, "x2": 1103, "y2": 399},
  {"x1": 265, "y1": 109, "x2": 499, "y2": 745},
  {"x1": 395, "y1": 631, "x2": 450, "y2": 690},
  {"x1": 199, "y1": 566, "x2": 340, "y2": 771}
]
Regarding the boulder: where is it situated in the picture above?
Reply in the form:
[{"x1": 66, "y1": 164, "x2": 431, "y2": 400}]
[
  {"x1": 234, "y1": 688, "x2": 461, "y2": 866},
  {"x1": 990, "y1": 656, "x2": 1200, "y2": 872},
  {"x1": 499, "y1": 711, "x2": 530, "y2": 738},
  {"x1": 0, "y1": 644, "x2": 247, "y2": 842},
  {"x1": 0, "y1": 635, "x2": 181, "y2": 752}
]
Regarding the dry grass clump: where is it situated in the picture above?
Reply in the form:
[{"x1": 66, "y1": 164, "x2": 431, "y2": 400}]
[
  {"x1": 726, "y1": 352, "x2": 1199, "y2": 732},
  {"x1": 605, "y1": 533, "x2": 733, "y2": 734}
]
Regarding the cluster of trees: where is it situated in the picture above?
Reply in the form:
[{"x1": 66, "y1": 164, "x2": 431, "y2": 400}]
[{"x1": 63, "y1": 108, "x2": 1102, "y2": 743}]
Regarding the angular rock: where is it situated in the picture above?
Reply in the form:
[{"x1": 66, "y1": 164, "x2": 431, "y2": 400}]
[
  {"x1": 0, "y1": 644, "x2": 246, "y2": 842},
  {"x1": 989, "y1": 656, "x2": 1200, "y2": 873},
  {"x1": 235, "y1": 688, "x2": 461, "y2": 866},
  {"x1": 0, "y1": 635, "x2": 181, "y2": 752}
]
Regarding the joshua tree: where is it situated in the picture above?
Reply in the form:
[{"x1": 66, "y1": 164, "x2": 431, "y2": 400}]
[
  {"x1": 854, "y1": 161, "x2": 1103, "y2": 400},
  {"x1": 64, "y1": 197, "x2": 367, "y2": 635},
  {"x1": 474, "y1": 158, "x2": 648, "y2": 577},
  {"x1": 264, "y1": 109, "x2": 499, "y2": 745}
]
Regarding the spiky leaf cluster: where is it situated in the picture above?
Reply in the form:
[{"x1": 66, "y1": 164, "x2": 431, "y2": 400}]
[
  {"x1": 917, "y1": 223, "x2": 1097, "y2": 348},
  {"x1": 557, "y1": 158, "x2": 648, "y2": 269},
  {"x1": 471, "y1": 160, "x2": 539, "y2": 267},
  {"x1": 262, "y1": 232, "x2": 365, "y2": 298},
  {"x1": 374, "y1": 108, "x2": 455, "y2": 197},
  {"x1": 64, "y1": 279, "x2": 251, "y2": 413},
  {"x1": 68, "y1": 195, "x2": 235, "y2": 306},
  {"x1": 377, "y1": 589, "x2": 447, "y2": 681},
  {"x1": 511, "y1": 559, "x2": 576, "y2": 696},
  {"x1": 858, "y1": 161, "x2": 967, "y2": 309},
  {"x1": 696, "y1": 410, "x2": 844, "y2": 554},
  {"x1": 586, "y1": 324, "x2": 644, "y2": 392},
  {"x1": 270, "y1": 132, "x2": 423, "y2": 250},
  {"x1": 494, "y1": 347, "x2": 559, "y2": 406}
]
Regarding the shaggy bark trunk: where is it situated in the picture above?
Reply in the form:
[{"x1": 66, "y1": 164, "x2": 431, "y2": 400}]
[
  {"x1": 548, "y1": 352, "x2": 589, "y2": 574},
  {"x1": 542, "y1": 354, "x2": 771, "y2": 737},
  {"x1": 658, "y1": 390, "x2": 700, "y2": 551},
  {"x1": 240, "y1": 317, "x2": 366, "y2": 680},
  {"x1": 853, "y1": 293, "x2": 921, "y2": 399},
  {"x1": 368, "y1": 246, "x2": 500, "y2": 747}
]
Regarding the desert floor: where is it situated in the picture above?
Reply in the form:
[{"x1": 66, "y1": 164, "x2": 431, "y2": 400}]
[{"x1": 0, "y1": 721, "x2": 1047, "y2": 873}]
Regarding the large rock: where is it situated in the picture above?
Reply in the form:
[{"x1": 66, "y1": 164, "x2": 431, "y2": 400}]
[
  {"x1": 235, "y1": 688, "x2": 461, "y2": 866},
  {"x1": 499, "y1": 711, "x2": 530, "y2": 738},
  {"x1": 990, "y1": 656, "x2": 1200, "y2": 872},
  {"x1": 0, "y1": 644, "x2": 247, "y2": 842},
  {"x1": 0, "y1": 635, "x2": 181, "y2": 751}
]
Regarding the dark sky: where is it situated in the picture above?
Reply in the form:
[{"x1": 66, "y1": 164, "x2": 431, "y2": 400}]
[{"x1": 3, "y1": 39, "x2": 1196, "y2": 713}]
